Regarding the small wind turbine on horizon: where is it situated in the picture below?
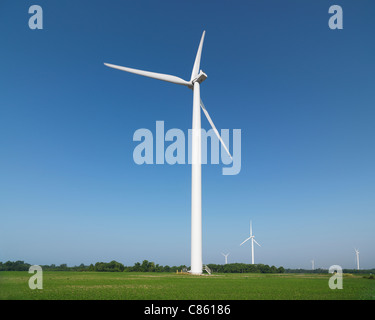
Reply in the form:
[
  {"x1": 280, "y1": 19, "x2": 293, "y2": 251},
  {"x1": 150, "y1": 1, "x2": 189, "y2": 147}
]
[
  {"x1": 104, "y1": 31, "x2": 232, "y2": 275},
  {"x1": 221, "y1": 253, "x2": 230, "y2": 265},
  {"x1": 355, "y1": 248, "x2": 360, "y2": 270},
  {"x1": 240, "y1": 221, "x2": 261, "y2": 264}
]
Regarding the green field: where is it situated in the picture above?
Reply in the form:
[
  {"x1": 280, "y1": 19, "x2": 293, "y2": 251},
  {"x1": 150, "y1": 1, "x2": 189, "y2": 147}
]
[{"x1": 0, "y1": 271, "x2": 374, "y2": 300}]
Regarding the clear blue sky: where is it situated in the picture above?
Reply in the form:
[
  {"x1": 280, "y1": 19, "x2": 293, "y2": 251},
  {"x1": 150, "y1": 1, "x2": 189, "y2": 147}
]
[{"x1": 1, "y1": 0, "x2": 374, "y2": 269}]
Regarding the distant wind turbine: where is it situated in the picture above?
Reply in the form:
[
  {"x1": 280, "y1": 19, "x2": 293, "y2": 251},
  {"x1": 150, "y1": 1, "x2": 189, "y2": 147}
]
[
  {"x1": 104, "y1": 31, "x2": 231, "y2": 275},
  {"x1": 240, "y1": 221, "x2": 261, "y2": 264},
  {"x1": 221, "y1": 253, "x2": 230, "y2": 265},
  {"x1": 311, "y1": 259, "x2": 315, "y2": 271},
  {"x1": 355, "y1": 249, "x2": 360, "y2": 270}
]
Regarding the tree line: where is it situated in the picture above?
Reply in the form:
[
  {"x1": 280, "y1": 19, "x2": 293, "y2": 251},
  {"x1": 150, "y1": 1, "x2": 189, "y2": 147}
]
[
  {"x1": 0, "y1": 260, "x2": 187, "y2": 273},
  {"x1": 2, "y1": 260, "x2": 373, "y2": 274},
  {"x1": 206, "y1": 263, "x2": 285, "y2": 274},
  {"x1": 0, "y1": 260, "x2": 283, "y2": 273},
  {"x1": 285, "y1": 268, "x2": 375, "y2": 274}
]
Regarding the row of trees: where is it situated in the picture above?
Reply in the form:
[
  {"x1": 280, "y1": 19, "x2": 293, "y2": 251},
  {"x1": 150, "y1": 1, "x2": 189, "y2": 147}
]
[
  {"x1": 89, "y1": 261, "x2": 125, "y2": 272},
  {"x1": 206, "y1": 263, "x2": 285, "y2": 274},
  {"x1": 285, "y1": 268, "x2": 375, "y2": 274},
  {"x1": 2, "y1": 260, "x2": 373, "y2": 274},
  {"x1": 0, "y1": 261, "x2": 31, "y2": 271},
  {"x1": 0, "y1": 261, "x2": 89, "y2": 272},
  {"x1": 0, "y1": 260, "x2": 283, "y2": 273},
  {"x1": 123, "y1": 260, "x2": 188, "y2": 273},
  {"x1": 69, "y1": 260, "x2": 189, "y2": 273},
  {"x1": 0, "y1": 260, "x2": 185, "y2": 272}
]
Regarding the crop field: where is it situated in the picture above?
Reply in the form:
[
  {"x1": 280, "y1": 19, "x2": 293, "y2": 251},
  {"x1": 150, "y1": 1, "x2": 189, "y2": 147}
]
[{"x1": 0, "y1": 271, "x2": 374, "y2": 300}]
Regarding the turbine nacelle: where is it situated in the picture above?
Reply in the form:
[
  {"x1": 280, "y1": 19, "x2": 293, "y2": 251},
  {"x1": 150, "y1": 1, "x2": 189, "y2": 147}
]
[{"x1": 192, "y1": 70, "x2": 208, "y2": 85}]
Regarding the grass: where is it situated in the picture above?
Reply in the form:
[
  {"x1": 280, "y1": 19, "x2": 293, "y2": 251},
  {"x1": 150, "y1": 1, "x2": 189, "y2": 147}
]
[{"x1": 0, "y1": 271, "x2": 374, "y2": 300}]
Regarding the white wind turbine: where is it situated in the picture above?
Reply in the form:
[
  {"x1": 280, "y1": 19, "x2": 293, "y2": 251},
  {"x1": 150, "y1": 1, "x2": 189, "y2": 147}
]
[
  {"x1": 221, "y1": 253, "x2": 230, "y2": 265},
  {"x1": 355, "y1": 249, "x2": 360, "y2": 270},
  {"x1": 311, "y1": 259, "x2": 315, "y2": 271},
  {"x1": 104, "y1": 31, "x2": 232, "y2": 275},
  {"x1": 240, "y1": 221, "x2": 261, "y2": 264}
]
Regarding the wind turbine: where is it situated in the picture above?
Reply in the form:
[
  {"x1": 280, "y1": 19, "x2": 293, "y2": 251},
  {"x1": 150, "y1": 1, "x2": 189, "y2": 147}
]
[
  {"x1": 240, "y1": 221, "x2": 261, "y2": 264},
  {"x1": 221, "y1": 253, "x2": 230, "y2": 265},
  {"x1": 355, "y1": 249, "x2": 360, "y2": 270},
  {"x1": 104, "y1": 31, "x2": 232, "y2": 275},
  {"x1": 311, "y1": 259, "x2": 315, "y2": 271}
]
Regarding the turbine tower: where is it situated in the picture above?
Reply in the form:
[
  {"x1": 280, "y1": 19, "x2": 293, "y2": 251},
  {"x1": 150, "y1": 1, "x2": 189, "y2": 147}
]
[
  {"x1": 104, "y1": 31, "x2": 231, "y2": 275},
  {"x1": 240, "y1": 221, "x2": 261, "y2": 264},
  {"x1": 221, "y1": 253, "x2": 230, "y2": 265},
  {"x1": 355, "y1": 249, "x2": 360, "y2": 270},
  {"x1": 311, "y1": 259, "x2": 315, "y2": 271}
]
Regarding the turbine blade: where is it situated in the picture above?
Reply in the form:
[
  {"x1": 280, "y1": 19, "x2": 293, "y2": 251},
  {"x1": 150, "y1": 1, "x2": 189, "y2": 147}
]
[
  {"x1": 190, "y1": 31, "x2": 206, "y2": 82},
  {"x1": 240, "y1": 237, "x2": 251, "y2": 246},
  {"x1": 250, "y1": 220, "x2": 252, "y2": 236},
  {"x1": 104, "y1": 63, "x2": 191, "y2": 87},
  {"x1": 200, "y1": 99, "x2": 232, "y2": 159},
  {"x1": 253, "y1": 239, "x2": 261, "y2": 247}
]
